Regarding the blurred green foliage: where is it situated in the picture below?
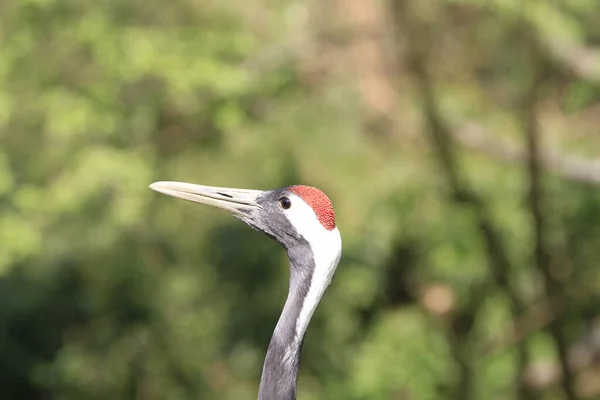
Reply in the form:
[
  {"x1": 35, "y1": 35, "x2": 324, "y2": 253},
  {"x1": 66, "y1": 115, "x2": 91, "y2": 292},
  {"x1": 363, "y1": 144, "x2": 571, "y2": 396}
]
[{"x1": 1, "y1": 0, "x2": 600, "y2": 399}]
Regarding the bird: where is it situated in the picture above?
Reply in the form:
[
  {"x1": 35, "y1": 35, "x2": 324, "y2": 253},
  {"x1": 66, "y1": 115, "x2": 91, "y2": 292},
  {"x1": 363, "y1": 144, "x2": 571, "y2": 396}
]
[{"x1": 149, "y1": 181, "x2": 342, "y2": 400}]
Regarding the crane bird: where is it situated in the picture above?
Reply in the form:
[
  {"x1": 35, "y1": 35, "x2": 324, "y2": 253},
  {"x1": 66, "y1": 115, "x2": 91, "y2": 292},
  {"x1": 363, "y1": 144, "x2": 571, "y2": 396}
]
[{"x1": 150, "y1": 181, "x2": 342, "y2": 400}]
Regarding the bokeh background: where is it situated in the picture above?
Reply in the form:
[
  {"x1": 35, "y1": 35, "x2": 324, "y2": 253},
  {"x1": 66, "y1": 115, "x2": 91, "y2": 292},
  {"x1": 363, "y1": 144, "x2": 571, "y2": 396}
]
[{"x1": 2, "y1": 0, "x2": 600, "y2": 399}]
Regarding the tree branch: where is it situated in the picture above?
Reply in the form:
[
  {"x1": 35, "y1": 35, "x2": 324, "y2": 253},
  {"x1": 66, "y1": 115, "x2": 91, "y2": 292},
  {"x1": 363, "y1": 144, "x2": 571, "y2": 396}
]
[{"x1": 453, "y1": 123, "x2": 600, "y2": 186}]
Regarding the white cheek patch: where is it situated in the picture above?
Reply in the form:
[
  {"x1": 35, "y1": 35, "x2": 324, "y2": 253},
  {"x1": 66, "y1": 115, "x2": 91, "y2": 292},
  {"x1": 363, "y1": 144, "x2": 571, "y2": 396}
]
[{"x1": 282, "y1": 194, "x2": 342, "y2": 346}]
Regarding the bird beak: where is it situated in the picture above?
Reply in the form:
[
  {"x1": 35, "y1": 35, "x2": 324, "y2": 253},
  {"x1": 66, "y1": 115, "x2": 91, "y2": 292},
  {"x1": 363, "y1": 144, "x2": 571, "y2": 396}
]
[{"x1": 149, "y1": 181, "x2": 264, "y2": 215}]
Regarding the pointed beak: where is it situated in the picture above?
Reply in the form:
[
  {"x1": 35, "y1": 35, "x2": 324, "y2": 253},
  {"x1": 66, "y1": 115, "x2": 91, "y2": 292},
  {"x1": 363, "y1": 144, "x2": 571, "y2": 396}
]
[{"x1": 149, "y1": 181, "x2": 264, "y2": 215}]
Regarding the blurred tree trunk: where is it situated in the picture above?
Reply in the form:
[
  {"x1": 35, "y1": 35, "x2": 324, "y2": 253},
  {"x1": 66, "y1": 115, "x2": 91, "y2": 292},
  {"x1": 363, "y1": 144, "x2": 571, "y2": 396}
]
[{"x1": 334, "y1": 0, "x2": 397, "y2": 136}]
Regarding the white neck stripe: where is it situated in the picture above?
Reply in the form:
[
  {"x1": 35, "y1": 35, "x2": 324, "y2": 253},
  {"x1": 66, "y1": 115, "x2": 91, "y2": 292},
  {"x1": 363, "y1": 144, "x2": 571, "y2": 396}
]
[{"x1": 281, "y1": 194, "x2": 342, "y2": 354}]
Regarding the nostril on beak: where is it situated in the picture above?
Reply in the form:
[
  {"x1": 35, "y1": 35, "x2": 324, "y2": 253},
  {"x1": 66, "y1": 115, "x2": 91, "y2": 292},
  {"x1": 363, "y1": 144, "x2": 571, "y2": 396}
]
[{"x1": 217, "y1": 192, "x2": 233, "y2": 198}]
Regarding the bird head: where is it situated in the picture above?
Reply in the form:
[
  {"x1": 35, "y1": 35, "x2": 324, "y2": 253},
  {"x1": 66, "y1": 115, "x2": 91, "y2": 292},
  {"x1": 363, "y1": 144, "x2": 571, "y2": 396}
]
[
  {"x1": 150, "y1": 180, "x2": 343, "y2": 384},
  {"x1": 149, "y1": 181, "x2": 341, "y2": 260}
]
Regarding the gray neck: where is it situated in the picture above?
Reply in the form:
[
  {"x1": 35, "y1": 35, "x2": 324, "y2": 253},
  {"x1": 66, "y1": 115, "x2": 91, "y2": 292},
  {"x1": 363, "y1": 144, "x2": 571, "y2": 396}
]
[{"x1": 257, "y1": 244, "x2": 315, "y2": 400}]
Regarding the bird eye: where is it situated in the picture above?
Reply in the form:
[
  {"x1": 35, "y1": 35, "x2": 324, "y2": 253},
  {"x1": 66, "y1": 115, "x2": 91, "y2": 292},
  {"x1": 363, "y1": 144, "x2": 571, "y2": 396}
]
[{"x1": 279, "y1": 196, "x2": 291, "y2": 210}]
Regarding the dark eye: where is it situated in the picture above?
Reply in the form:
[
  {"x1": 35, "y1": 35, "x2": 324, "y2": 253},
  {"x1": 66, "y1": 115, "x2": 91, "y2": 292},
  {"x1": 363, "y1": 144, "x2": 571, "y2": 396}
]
[{"x1": 279, "y1": 196, "x2": 291, "y2": 209}]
